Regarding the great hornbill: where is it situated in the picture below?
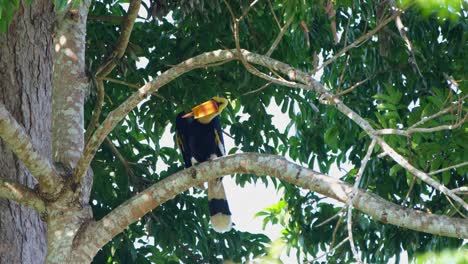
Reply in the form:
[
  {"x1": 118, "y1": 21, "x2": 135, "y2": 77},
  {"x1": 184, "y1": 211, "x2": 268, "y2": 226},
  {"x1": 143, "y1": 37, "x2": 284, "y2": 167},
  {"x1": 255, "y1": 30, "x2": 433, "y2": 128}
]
[{"x1": 175, "y1": 97, "x2": 232, "y2": 233}]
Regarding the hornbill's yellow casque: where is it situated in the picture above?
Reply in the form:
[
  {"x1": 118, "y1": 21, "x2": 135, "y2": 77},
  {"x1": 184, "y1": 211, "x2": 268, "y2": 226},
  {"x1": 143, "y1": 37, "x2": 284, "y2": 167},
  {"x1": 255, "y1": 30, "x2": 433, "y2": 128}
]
[{"x1": 175, "y1": 97, "x2": 232, "y2": 233}]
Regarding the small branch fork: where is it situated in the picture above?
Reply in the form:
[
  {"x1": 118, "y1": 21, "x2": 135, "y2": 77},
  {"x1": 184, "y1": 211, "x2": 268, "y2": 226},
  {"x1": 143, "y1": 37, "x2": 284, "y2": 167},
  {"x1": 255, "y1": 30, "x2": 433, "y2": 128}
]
[
  {"x1": 376, "y1": 96, "x2": 467, "y2": 137},
  {"x1": 0, "y1": 104, "x2": 63, "y2": 198},
  {"x1": 78, "y1": 0, "x2": 141, "y2": 188}
]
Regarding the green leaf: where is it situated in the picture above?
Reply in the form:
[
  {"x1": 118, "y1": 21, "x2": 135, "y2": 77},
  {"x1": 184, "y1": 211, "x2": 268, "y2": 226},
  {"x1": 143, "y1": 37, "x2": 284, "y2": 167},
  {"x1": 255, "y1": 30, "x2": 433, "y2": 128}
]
[{"x1": 389, "y1": 164, "x2": 402, "y2": 177}]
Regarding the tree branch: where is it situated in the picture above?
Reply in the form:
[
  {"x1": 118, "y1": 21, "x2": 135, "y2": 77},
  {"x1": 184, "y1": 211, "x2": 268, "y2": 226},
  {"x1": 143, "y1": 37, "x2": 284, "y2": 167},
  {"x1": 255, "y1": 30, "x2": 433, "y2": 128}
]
[
  {"x1": 266, "y1": 15, "x2": 294, "y2": 57},
  {"x1": 409, "y1": 96, "x2": 465, "y2": 129},
  {"x1": 451, "y1": 187, "x2": 468, "y2": 194},
  {"x1": 334, "y1": 75, "x2": 373, "y2": 98},
  {"x1": 376, "y1": 109, "x2": 467, "y2": 137},
  {"x1": 86, "y1": 0, "x2": 141, "y2": 145},
  {"x1": 231, "y1": 51, "x2": 467, "y2": 210},
  {"x1": 95, "y1": 0, "x2": 141, "y2": 79},
  {"x1": 334, "y1": 101, "x2": 468, "y2": 211},
  {"x1": 267, "y1": 0, "x2": 281, "y2": 29},
  {"x1": 347, "y1": 139, "x2": 376, "y2": 263},
  {"x1": 84, "y1": 79, "x2": 105, "y2": 144},
  {"x1": 72, "y1": 50, "x2": 237, "y2": 186},
  {"x1": 393, "y1": 4, "x2": 427, "y2": 89},
  {"x1": 73, "y1": 48, "x2": 467, "y2": 211},
  {"x1": 0, "y1": 104, "x2": 63, "y2": 197},
  {"x1": 314, "y1": 10, "x2": 403, "y2": 73},
  {"x1": 407, "y1": 113, "x2": 467, "y2": 134},
  {"x1": 428, "y1": 161, "x2": 468, "y2": 176},
  {"x1": 72, "y1": 153, "x2": 468, "y2": 262},
  {"x1": 0, "y1": 178, "x2": 46, "y2": 213}
]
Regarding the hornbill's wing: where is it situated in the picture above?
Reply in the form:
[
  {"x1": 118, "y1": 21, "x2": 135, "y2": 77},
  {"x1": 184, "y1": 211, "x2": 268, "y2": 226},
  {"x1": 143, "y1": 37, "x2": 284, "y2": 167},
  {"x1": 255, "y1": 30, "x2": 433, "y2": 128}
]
[
  {"x1": 212, "y1": 116, "x2": 226, "y2": 157},
  {"x1": 175, "y1": 112, "x2": 193, "y2": 168}
]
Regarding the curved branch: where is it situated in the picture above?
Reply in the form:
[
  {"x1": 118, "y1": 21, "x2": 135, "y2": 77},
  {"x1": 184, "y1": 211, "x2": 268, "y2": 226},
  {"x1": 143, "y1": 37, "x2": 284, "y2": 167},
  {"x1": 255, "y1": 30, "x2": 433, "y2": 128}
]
[
  {"x1": 0, "y1": 104, "x2": 63, "y2": 197},
  {"x1": 231, "y1": 52, "x2": 467, "y2": 211},
  {"x1": 73, "y1": 49, "x2": 467, "y2": 211},
  {"x1": 72, "y1": 50, "x2": 237, "y2": 185},
  {"x1": 72, "y1": 153, "x2": 468, "y2": 262},
  {"x1": 0, "y1": 178, "x2": 46, "y2": 213}
]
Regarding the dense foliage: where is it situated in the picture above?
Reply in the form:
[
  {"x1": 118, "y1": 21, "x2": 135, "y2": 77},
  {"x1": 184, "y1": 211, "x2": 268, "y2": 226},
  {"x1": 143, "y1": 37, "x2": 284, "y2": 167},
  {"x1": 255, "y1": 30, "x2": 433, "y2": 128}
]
[{"x1": 50, "y1": 0, "x2": 468, "y2": 263}]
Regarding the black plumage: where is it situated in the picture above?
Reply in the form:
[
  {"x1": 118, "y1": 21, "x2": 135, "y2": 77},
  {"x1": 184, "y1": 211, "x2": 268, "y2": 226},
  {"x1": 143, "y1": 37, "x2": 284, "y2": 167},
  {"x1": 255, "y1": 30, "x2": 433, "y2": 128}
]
[{"x1": 175, "y1": 109, "x2": 232, "y2": 232}]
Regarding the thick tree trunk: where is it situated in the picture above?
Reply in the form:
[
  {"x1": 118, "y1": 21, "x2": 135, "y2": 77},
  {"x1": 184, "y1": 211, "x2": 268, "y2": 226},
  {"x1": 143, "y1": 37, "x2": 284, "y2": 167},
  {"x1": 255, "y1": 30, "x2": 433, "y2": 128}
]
[{"x1": 0, "y1": 1, "x2": 55, "y2": 263}]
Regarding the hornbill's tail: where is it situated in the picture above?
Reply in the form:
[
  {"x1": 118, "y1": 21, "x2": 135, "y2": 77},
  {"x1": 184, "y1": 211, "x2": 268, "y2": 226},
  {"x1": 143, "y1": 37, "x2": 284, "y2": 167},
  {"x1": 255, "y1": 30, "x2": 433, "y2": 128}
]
[{"x1": 208, "y1": 178, "x2": 232, "y2": 233}]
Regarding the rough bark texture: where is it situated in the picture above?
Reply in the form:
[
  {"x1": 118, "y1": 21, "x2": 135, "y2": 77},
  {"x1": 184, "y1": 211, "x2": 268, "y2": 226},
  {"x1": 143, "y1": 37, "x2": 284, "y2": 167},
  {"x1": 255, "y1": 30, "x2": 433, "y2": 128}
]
[
  {"x1": 52, "y1": 2, "x2": 91, "y2": 206},
  {"x1": 0, "y1": 1, "x2": 54, "y2": 263},
  {"x1": 72, "y1": 153, "x2": 468, "y2": 262}
]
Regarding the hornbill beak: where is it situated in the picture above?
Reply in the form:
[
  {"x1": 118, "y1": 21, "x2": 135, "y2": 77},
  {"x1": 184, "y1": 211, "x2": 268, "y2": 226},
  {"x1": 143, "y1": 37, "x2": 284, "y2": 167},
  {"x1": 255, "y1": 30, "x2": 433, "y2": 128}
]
[{"x1": 182, "y1": 97, "x2": 228, "y2": 119}]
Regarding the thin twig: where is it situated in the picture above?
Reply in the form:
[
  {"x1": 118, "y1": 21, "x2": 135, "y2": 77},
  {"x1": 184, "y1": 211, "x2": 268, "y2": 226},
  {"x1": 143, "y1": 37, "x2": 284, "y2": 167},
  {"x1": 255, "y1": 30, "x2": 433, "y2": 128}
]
[
  {"x1": 393, "y1": 5, "x2": 427, "y2": 89},
  {"x1": 346, "y1": 140, "x2": 376, "y2": 264},
  {"x1": 428, "y1": 161, "x2": 468, "y2": 176},
  {"x1": 401, "y1": 175, "x2": 416, "y2": 206},
  {"x1": 336, "y1": 55, "x2": 350, "y2": 92},
  {"x1": 104, "y1": 77, "x2": 181, "y2": 105},
  {"x1": 105, "y1": 137, "x2": 133, "y2": 177},
  {"x1": 267, "y1": 0, "x2": 281, "y2": 29},
  {"x1": 85, "y1": 79, "x2": 105, "y2": 144},
  {"x1": 409, "y1": 96, "x2": 466, "y2": 129},
  {"x1": 376, "y1": 107, "x2": 467, "y2": 137},
  {"x1": 95, "y1": 0, "x2": 141, "y2": 79},
  {"x1": 444, "y1": 194, "x2": 466, "y2": 218},
  {"x1": 347, "y1": 206, "x2": 361, "y2": 263},
  {"x1": 240, "y1": 82, "x2": 272, "y2": 96},
  {"x1": 314, "y1": 10, "x2": 403, "y2": 73},
  {"x1": 376, "y1": 129, "x2": 409, "y2": 137},
  {"x1": 239, "y1": 0, "x2": 261, "y2": 21},
  {"x1": 222, "y1": 130, "x2": 235, "y2": 140},
  {"x1": 408, "y1": 113, "x2": 467, "y2": 134},
  {"x1": 105, "y1": 137, "x2": 152, "y2": 187},
  {"x1": 451, "y1": 187, "x2": 467, "y2": 194},
  {"x1": 223, "y1": 0, "x2": 276, "y2": 92},
  {"x1": 334, "y1": 75, "x2": 372, "y2": 98},
  {"x1": 330, "y1": 213, "x2": 344, "y2": 248},
  {"x1": 353, "y1": 140, "x2": 377, "y2": 192},
  {"x1": 307, "y1": 237, "x2": 349, "y2": 263},
  {"x1": 315, "y1": 208, "x2": 345, "y2": 228},
  {"x1": 266, "y1": 15, "x2": 294, "y2": 57},
  {"x1": 104, "y1": 77, "x2": 140, "y2": 89}
]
